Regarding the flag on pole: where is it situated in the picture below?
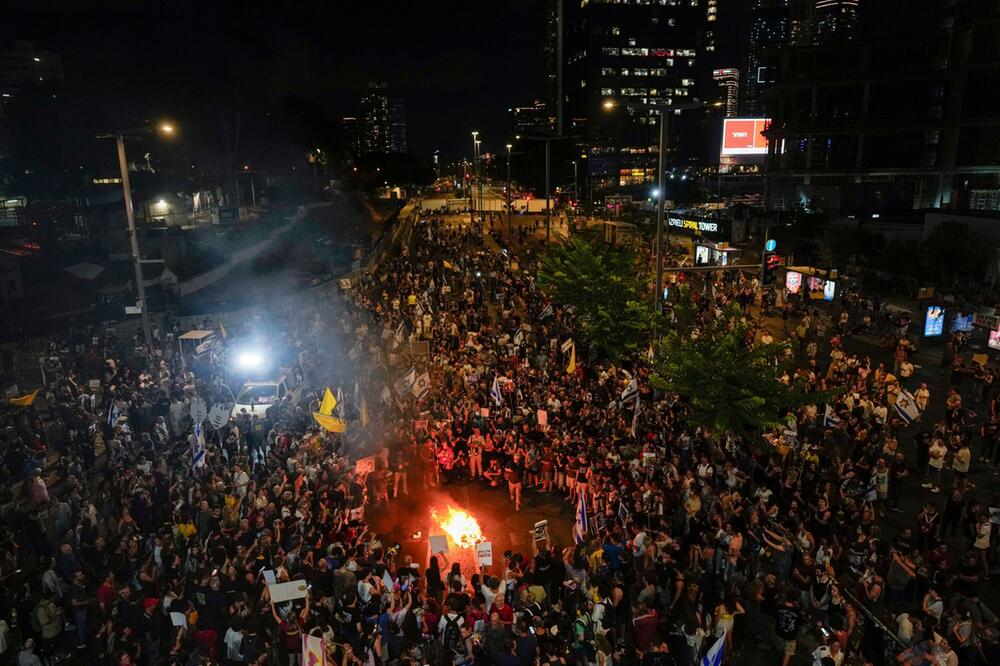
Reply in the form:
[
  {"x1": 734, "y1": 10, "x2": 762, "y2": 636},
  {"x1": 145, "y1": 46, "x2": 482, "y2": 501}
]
[
  {"x1": 631, "y1": 398, "x2": 642, "y2": 438},
  {"x1": 360, "y1": 396, "x2": 370, "y2": 428},
  {"x1": 865, "y1": 474, "x2": 877, "y2": 502},
  {"x1": 393, "y1": 367, "x2": 417, "y2": 396},
  {"x1": 302, "y1": 633, "x2": 327, "y2": 666},
  {"x1": 319, "y1": 388, "x2": 336, "y2": 416},
  {"x1": 823, "y1": 404, "x2": 841, "y2": 427},
  {"x1": 701, "y1": 629, "x2": 726, "y2": 666},
  {"x1": 191, "y1": 423, "x2": 206, "y2": 470},
  {"x1": 539, "y1": 303, "x2": 553, "y2": 320},
  {"x1": 490, "y1": 375, "x2": 503, "y2": 407},
  {"x1": 313, "y1": 411, "x2": 348, "y2": 433},
  {"x1": 107, "y1": 400, "x2": 120, "y2": 427},
  {"x1": 573, "y1": 491, "x2": 589, "y2": 544},
  {"x1": 8, "y1": 389, "x2": 39, "y2": 407},
  {"x1": 336, "y1": 387, "x2": 345, "y2": 418},
  {"x1": 566, "y1": 342, "x2": 576, "y2": 374},
  {"x1": 894, "y1": 389, "x2": 920, "y2": 424},
  {"x1": 411, "y1": 372, "x2": 431, "y2": 400},
  {"x1": 620, "y1": 378, "x2": 639, "y2": 407}
]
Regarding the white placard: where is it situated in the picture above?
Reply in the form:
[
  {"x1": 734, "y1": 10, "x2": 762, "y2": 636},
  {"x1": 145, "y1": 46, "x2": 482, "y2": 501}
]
[
  {"x1": 476, "y1": 541, "x2": 493, "y2": 566},
  {"x1": 429, "y1": 535, "x2": 449, "y2": 554},
  {"x1": 169, "y1": 612, "x2": 187, "y2": 627},
  {"x1": 190, "y1": 399, "x2": 207, "y2": 424},
  {"x1": 268, "y1": 580, "x2": 309, "y2": 603},
  {"x1": 536, "y1": 409, "x2": 548, "y2": 426},
  {"x1": 262, "y1": 569, "x2": 277, "y2": 585}
]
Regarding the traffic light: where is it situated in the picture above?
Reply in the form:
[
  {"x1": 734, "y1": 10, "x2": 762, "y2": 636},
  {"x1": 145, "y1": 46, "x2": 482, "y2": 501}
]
[{"x1": 763, "y1": 251, "x2": 781, "y2": 285}]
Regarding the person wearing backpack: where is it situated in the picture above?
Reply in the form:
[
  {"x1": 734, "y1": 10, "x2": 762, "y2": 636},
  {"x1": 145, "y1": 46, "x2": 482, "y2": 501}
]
[{"x1": 438, "y1": 599, "x2": 466, "y2": 666}]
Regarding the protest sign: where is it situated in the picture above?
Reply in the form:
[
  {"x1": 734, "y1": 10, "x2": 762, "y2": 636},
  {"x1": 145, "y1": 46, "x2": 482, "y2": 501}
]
[
  {"x1": 537, "y1": 409, "x2": 548, "y2": 426},
  {"x1": 355, "y1": 456, "x2": 376, "y2": 475},
  {"x1": 476, "y1": 541, "x2": 494, "y2": 566},
  {"x1": 169, "y1": 612, "x2": 187, "y2": 628},
  {"x1": 429, "y1": 535, "x2": 449, "y2": 554},
  {"x1": 268, "y1": 580, "x2": 308, "y2": 603}
]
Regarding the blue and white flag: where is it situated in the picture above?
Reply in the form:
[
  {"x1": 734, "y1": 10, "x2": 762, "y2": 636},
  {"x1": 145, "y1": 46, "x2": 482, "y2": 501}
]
[
  {"x1": 823, "y1": 404, "x2": 841, "y2": 427},
  {"x1": 894, "y1": 389, "x2": 920, "y2": 424},
  {"x1": 106, "y1": 400, "x2": 120, "y2": 427},
  {"x1": 620, "y1": 378, "x2": 639, "y2": 408},
  {"x1": 631, "y1": 398, "x2": 642, "y2": 438},
  {"x1": 865, "y1": 474, "x2": 877, "y2": 502},
  {"x1": 539, "y1": 303, "x2": 553, "y2": 320},
  {"x1": 702, "y1": 629, "x2": 726, "y2": 666},
  {"x1": 490, "y1": 375, "x2": 503, "y2": 407},
  {"x1": 191, "y1": 422, "x2": 206, "y2": 471},
  {"x1": 573, "y1": 492, "x2": 589, "y2": 544}
]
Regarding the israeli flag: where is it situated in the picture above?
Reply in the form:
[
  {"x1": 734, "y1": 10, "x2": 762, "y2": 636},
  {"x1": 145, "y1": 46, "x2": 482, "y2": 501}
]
[
  {"x1": 823, "y1": 404, "x2": 841, "y2": 427},
  {"x1": 894, "y1": 389, "x2": 920, "y2": 424},
  {"x1": 539, "y1": 303, "x2": 553, "y2": 320},
  {"x1": 106, "y1": 400, "x2": 120, "y2": 427},
  {"x1": 490, "y1": 375, "x2": 503, "y2": 407},
  {"x1": 191, "y1": 422, "x2": 206, "y2": 470},
  {"x1": 620, "y1": 378, "x2": 639, "y2": 407},
  {"x1": 702, "y1": 629, "x2": 726, "y2": 666},
  {"x1": 573, "y1": 492, "x2": 588, "y2": 544}
]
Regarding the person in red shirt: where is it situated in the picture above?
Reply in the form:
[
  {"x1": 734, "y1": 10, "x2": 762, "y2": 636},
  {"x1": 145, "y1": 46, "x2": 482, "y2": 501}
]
[
  {"x1": 490, "y1": 597, "x2": 515, "y2": 626},
  {"x1": 632, "y1": 601, "x2": 659, "y2": 653}
]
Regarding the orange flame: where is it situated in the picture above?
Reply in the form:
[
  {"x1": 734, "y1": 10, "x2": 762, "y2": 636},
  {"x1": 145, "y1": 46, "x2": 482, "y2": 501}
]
[{"x1": 431, "y1": 505, "x2": 483, "y2": 548}]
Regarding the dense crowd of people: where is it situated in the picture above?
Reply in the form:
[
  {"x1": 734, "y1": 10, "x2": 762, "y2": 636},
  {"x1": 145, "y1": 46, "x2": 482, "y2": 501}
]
[{"x1": 0, "y1": 210, "x2": 998, "y2": 666}]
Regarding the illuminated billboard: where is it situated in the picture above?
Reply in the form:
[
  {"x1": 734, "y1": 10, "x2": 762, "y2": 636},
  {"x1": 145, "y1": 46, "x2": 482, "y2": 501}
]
[
  {"x1": 720, "y1": 118, "x2": 770, "y2": 156},
  {"x1": 923, "y1": 305, "x2": 945, "y2": 337}
]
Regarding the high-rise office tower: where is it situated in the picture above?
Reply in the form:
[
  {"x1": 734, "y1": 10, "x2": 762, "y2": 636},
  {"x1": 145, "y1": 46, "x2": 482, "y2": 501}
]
[
  {"x1": 361, "y1": 83, "x2": 408, "y2": 154},
  {"x1": 713, "y1": 68, "x2": 740, "y2": 117},
  {"x1": 559, "y1": 0, "x2": 706, "y2": 195},
  {"x1": 744, "y1": 0, "x2": 790, "y2": 117}
]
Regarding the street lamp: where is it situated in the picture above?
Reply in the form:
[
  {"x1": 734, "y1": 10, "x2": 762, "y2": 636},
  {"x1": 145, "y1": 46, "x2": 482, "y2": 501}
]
[
  {"x1": 604, "y1": 98, "x2": 708, "y2": 314},
  {"x1": 513, "y1": 133, "x2": 566, "y2": 242},
  {"x1": 97, "y1": 121, "x2": 176, "y2": 352},
  {"x1": 471, "y1": 132, "x2": 479, "y2": 226},
  {"x1": 506, "y1": 143, "x2": 513, "y2": 240}
]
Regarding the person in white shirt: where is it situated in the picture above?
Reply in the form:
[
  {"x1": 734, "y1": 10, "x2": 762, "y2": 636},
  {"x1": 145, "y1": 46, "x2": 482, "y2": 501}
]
[
  {"x1": 812, "y1": 641, "x2": 844, "y2": 666},
  {"x1": 224, "y1": 620, "x2": 245, "y2": 662},
  {"x1": 974, "y1": 515, "x2": 992, "y2": 579}
]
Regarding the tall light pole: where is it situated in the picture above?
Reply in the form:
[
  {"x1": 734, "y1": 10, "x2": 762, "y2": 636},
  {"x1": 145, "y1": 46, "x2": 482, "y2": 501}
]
[
  {"x1": 470, "y1": 131, "x2": 478, "y2": 227},
  {"x1": 604, "y1": 99, "x2": 711, "y2": 313},
  {"x1": 514, "y1": 134, "x2": 566, "y2": 243},
  {"x1": 98, "y1": 122, "x2": 175, "y2": 351},
  {"x1": 475, "y1": 138, "x2": 483, "y2": 225},
  {"x1": 506, "y1": 143, "x2": 513, "y2": 241}
]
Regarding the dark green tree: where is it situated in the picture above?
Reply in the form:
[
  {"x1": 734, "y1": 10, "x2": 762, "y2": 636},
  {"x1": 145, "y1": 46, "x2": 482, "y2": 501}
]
[
  {"x1": 537, "y1": 230, "x2": 653, "y2": 361},
  {"x1": 651, "y1": 285, "x2": 822, "y2": 444}
]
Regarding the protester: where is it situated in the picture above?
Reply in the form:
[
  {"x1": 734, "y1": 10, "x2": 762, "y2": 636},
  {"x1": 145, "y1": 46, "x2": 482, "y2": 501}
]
[{"x1": 0, "y1": 211, "x2": 997, "y2": 666}]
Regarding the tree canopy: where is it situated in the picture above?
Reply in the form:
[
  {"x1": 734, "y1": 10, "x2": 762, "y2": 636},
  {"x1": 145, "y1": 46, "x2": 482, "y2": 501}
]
[
  {"x1": 537, "y1": 230, "x2": 653, "y2": 361},
  {"x1": 651, "y1": 286, "x2": 821, "y2": 444}
]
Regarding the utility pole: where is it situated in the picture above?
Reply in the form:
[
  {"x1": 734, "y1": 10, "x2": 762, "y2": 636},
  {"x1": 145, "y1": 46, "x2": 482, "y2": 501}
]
[
  {"x1": 115, "y1": 134, "x2": 154, "y2": 351},
  {"x1": 654, "y1": 109, "x2": 668, "y2": 314},
  {"x1": 506, "y1": 143, "x2": 513, "y2": 241},
  {"x1": 544, "y1": 138, "x2": 551, "y2": 243},
  {"x1": 471, "y1": 132, "x2": 478, "y2": 228}
]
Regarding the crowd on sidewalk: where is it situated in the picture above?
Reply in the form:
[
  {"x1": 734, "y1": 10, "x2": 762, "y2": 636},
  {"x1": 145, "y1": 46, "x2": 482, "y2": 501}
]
[{"x1": 0, "y1": 213, "x2": 998, "y2": 666}]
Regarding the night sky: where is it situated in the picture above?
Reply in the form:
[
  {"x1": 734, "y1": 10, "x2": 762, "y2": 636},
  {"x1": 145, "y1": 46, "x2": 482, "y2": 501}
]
[{"x1": 8, "y1": 0, "x2": 546, "y2": 161}]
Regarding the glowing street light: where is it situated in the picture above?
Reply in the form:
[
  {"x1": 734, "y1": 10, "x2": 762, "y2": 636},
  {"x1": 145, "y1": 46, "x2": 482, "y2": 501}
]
[
  {"x1": 96, "y1": 120, "x2": 178, "y2": 351},
  {"x1": 235, "y1": 349, "x2": 265, "y2": 371}
]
